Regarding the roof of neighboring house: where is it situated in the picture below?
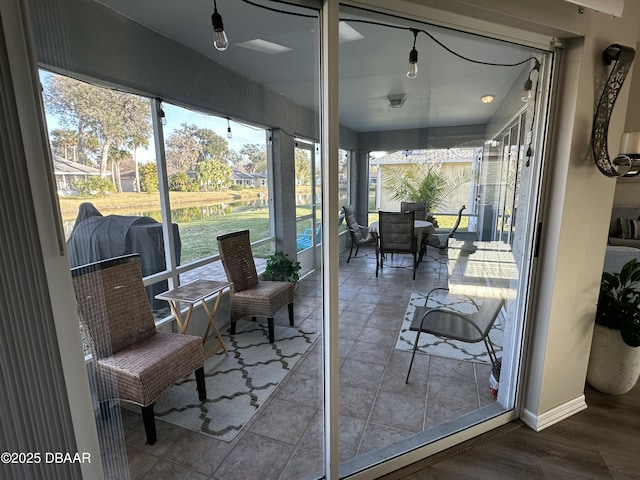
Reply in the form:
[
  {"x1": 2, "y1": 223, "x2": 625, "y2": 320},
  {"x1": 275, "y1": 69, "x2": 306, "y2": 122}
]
[
  {"x1": 232, "y1": 170, "x2": 256, "y2": 180},
  {"x1": 371, "y1": 148, "x2": 479, "y2": 165},
  {"x1": 232, "y1": 170, "x2": 268, "y2": 180},
  {"x1": 52, "y1": 155, "x2": 100, "y2": 176}
]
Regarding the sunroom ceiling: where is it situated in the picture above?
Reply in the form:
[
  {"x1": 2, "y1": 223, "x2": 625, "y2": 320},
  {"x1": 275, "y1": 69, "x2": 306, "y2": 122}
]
[{"x1": 96, "y1": 0, "x2": 539, "y2": 133}]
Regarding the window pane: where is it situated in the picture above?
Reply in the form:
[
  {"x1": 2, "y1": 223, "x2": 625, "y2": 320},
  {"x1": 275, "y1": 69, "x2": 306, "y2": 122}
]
[{"x1": 160, "y1": 102, "x2": 271, "y2": 262}]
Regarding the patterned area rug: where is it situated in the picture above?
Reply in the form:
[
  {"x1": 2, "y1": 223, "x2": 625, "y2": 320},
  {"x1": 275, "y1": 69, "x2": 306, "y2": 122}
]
[
  {"x1": 395, "y1": 292, "x2": 503, "y2": 364},
  {"x1": 152, "y1": 321, "x2": 318, "y2": 442}
]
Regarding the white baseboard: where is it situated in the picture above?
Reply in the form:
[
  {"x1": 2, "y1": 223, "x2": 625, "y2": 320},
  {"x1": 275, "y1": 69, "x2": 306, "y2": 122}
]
[{"x1": 521, "y1": 394, "x2": 587, "y2": 431}]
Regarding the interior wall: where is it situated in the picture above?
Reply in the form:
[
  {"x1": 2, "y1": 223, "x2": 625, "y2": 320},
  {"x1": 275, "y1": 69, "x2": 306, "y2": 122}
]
[
  {"x1": 358, "y1": 124, "x2": 486, "y2": 151},
  {"x1": 518, "y1": 18, "x2": 639, "y2": 424},
  {"x1": 614, "y1": 39, "x2": 640, "y2": 206}
]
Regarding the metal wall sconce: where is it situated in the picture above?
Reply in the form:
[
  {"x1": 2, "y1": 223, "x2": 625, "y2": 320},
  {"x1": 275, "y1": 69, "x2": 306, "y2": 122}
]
[{"x1": 591, "y1": 43, "x2": 636, "y2": 177}]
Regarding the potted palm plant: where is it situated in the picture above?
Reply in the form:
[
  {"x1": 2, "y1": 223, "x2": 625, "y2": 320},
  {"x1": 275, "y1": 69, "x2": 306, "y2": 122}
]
[
  {"x1": 262, "y1": 251, "x2": 301, "y2": 286},
  {"x1": 587, "y1": 258, "x2": 640, "y2": 395},
  {"x1": 383, "y1": 162, "x2": 468, "y2": 227}
]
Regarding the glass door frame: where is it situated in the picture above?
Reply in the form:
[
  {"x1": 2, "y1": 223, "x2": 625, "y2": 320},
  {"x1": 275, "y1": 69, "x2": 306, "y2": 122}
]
[{"x1": 295, "y1": 139, "x2": 321, "y2": 274}]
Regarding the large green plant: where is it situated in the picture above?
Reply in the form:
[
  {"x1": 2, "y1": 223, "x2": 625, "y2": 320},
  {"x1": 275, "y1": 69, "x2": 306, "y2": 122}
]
[
  {"x1": 383, "y1": 162, "x2": 468, "y2": 212},
  {"x1": 596, "y1": 258, "x2": 640, "y2": 347}
]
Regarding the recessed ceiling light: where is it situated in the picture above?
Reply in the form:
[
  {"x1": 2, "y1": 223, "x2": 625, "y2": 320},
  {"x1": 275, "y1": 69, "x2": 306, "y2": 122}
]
[
  {"x1": 481, "y1": 95, "x2": 495, "y2": 104},
  {"x1": 339, "y1": 22, "x2": 364, "y2": 43},
  {"x1": 235, "y1": 39, "x2": 292, "y2": 54}
]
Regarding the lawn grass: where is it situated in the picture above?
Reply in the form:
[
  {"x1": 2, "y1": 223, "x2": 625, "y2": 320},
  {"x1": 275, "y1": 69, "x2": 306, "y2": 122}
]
[{"x1": 59, "y1": 189, "x2": 466, "y2": 263}]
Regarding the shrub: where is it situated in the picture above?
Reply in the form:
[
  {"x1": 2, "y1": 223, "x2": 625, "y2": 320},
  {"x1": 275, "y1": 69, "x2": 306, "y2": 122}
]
[{"x1": 74, "y1": 177, "x2": 115, "y2": 197}]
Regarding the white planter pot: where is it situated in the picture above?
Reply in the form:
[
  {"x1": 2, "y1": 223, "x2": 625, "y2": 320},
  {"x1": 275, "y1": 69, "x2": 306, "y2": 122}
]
[{"x1": 587, "y1": 323, "x2": 640, "y2": 395}]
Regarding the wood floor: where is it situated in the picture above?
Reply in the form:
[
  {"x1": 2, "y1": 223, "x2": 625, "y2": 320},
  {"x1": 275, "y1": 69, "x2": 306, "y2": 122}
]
[{"x1": 383, "y1": 382, "x2": 640, "y2": 480}]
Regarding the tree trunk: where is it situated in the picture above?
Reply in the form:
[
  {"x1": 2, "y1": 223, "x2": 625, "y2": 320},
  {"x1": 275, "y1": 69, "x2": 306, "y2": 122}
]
[{"x1": 100, "y1": 138, "x2": 112, "y2": 177}]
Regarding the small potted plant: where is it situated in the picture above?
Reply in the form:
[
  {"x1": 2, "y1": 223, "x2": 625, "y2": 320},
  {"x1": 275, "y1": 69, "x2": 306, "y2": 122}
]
[
  {"x1": 587, "y1": 258, "x2": 640, "y2": 394},
  {"x1": 263, "y1": 251, "x2": 301, "y2": 286}
]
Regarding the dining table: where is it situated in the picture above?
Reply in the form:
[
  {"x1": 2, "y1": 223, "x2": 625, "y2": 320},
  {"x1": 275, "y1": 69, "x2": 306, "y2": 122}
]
[{"x1": 368, "y1": 219, "x2": 436, "y2": 261}]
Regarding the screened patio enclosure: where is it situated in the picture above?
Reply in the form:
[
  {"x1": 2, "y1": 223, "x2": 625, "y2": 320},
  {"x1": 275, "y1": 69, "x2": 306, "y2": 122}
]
[{"x1": 28, "y1": 0, "x2": 556, "y2": 478}]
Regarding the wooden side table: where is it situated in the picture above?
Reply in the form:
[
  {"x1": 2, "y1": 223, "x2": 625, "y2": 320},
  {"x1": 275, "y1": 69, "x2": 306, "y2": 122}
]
[{"x1": 156, "y1": 279, "x2": 231, "y2": 359}]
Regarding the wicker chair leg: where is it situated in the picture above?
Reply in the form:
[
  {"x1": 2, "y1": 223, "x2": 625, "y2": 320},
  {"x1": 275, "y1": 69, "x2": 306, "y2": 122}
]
[
  {"x1": 195, "y1": 367, "x2": 206, "y2": 401},
  {"x1": 229, "y1": 320, "x2": 236, "y2": 335},
  {"x1": 141, "y1": 404, "x2": 157, "y2": 445},
  {"x1": 288, "y1": 303, "x2": 294, "y2": 326},
  {"x1": 267, "y1": 318, "x2": 275, "y2": 343}
]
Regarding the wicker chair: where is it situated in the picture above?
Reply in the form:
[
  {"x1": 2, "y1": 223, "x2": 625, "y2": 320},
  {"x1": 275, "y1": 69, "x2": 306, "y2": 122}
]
[
  {"x1": 376, "y1": 210, "x2": 418, "y2": 279},
  {"x1": 217, "y1": 230, "x2": 294, "y2": 343},
  {"x1": 343, "y1": 205, "x2": 375, "y2": 262},
  {"x1": 71, "y1": 254, "x2": 206, "y2": 445},
  {"x1": 400, "y1": 201, "x2": 427, "y2": 221}
]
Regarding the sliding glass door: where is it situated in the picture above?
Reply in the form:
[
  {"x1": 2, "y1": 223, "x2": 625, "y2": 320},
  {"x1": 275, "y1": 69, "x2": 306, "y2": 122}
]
[{"x1": 336, "y1": 3, "x2": 553, "y2": 477}]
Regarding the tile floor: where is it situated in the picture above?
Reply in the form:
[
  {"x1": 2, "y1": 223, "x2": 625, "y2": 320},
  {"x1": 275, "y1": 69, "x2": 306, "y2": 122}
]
[{"x1": 121, "y1": 247, "x2": 497, "y2": 480}]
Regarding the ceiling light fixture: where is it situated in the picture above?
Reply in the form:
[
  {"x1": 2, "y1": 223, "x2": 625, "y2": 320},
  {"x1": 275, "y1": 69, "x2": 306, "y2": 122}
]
[
  {"x1": 226, "y1": 117, "x2": 233, "y2": 139},
  {"x1": 481, "y1": 95, "x2": 495, "y2": 104},
  {"x1": 407, "y1": 29, "x2": 419, "y2": 79},
  {"x1": 211, "y1": 0, "x2": 228, "y2": 51}
]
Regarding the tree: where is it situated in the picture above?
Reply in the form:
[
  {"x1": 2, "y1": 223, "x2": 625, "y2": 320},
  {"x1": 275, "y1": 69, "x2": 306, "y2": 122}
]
[
  {"x1": 228, "y1": 150, "x2": 244, "y2": 170},
  {"x1": 240, "y1": 144, "x2": 267, "y2": 173},
  {"x1": 50, "y1": 129, "x2": 79, "y2": 161},
  {"x1": 44, "y1": 74, "x2": 152, "y2": 179},
  {"x1": 165, "y1": 124, "x2": 229, "y2": 172},
  {"x1": 168, "y1": 172, "x2": 195, "y2": 191},
  {"x1": 195, "y1": 160, "x2": 232, "y2": 191},
  {"x1": 139, "y1": 162, "x2": 158, "y2": 193},
  {"x1": 109, "y1": 147, "x2": 132, "y2": 192},
  {"x1": 126, "y1": 119, "x2": 152, "y2": 193},
  {"x1": 165, "y1": 126, "x2": 200, "y2": 172},
  {"x1": 294, "y1": 149, "x2": 311, "y2": 185}
]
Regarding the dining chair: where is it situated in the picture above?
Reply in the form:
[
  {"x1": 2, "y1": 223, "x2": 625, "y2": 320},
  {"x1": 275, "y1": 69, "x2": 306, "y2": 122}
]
[
  {"x1": 343, "y1": 205, "x2": 375, "y2": 262},
  {"x1": 217, "y1": 230, "x2": 294, "y2": 343},
  {"x1": 405, "y1": 287, "x2": 504, "y2": 383},
  {"x1": 400, "y1": 201, "x2": 427, "y2": 221},
  {"x1": 376, "y1": 210, "x2": 418, "y2": 279},
  {"x1": 71, "y1": 254, "x2": 206, "y2": 445},
  {"x1": 432, "y1": 204, "x2": 466, "y2": 251}
]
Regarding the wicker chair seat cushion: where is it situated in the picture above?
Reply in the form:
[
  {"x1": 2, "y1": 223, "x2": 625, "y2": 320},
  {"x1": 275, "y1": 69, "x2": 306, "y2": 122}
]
[
  {"x1": 232, "y1": 281, "x2": 294, "y2": 319},
  {"x1": 96, "y1": 331, "x2": 204, "y2": 406}
]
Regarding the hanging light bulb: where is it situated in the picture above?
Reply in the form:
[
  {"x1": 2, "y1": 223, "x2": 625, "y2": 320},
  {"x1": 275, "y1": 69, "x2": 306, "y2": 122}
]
[
  {"x1": 158, "y1": 100, "x2": 167, "y2": 125},
  {"x1": 226, "y1": 117, "x2": 233, "y2": 139},
  {"x1": 522, "y1": 58, "x2": 540, "y2": 103},
  {"x1": 211, "y1": 0, "x2": 228, "y2": 51},
  {"x1": 407, "y1": 29, "x2": 419, "y2": 79}
]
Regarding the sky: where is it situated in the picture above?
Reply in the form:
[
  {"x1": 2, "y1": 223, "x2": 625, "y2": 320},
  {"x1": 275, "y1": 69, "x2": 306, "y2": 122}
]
[{"x1": 39, "y1": 69, "x2": 267, "y2": 164}]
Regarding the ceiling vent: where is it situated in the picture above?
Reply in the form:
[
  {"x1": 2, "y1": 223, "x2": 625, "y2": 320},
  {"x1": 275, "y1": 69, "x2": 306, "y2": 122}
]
[{"x1": 387, "y1": 94, "x2": 407, "y2": 109}]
